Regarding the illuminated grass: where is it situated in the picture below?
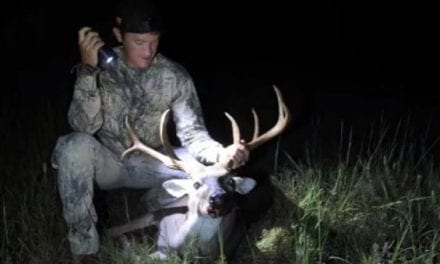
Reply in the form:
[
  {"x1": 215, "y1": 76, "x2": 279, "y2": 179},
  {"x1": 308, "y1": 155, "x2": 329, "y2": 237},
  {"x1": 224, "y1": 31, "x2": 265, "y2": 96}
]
[{"x1": 1, "y1": 92, "x2": 439, "y2": 263}]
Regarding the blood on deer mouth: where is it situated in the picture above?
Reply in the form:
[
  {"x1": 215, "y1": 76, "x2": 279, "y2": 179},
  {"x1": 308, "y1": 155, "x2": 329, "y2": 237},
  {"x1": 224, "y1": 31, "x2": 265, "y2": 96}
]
[{"x1": 207, "y1": 194, "x2": 234, "y2": 218}]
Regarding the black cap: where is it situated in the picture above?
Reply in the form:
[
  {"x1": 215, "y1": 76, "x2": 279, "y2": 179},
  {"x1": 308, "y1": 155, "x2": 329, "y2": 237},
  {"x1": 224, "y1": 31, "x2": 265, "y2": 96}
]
[{"x1": 115, "y1": 0, "x2": 166, "y2": 34}]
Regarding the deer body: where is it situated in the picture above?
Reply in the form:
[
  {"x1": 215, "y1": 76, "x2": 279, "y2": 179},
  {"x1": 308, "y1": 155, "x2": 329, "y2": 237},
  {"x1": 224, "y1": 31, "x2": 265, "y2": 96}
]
[
  {"x1": 108, "y1": 85, "x2": 290, "y2": 261},
  {"x1": 156, "y1": 204, "x2": 228, "y2": 258},
  {"x1": 109, "y1": 169, "x2": 255, "y2": 260}
]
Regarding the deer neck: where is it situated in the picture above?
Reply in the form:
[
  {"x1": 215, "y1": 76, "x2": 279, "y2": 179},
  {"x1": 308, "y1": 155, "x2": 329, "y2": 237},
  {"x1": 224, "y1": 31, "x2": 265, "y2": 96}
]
[{"x1": 180, "y1": 212, "x2": 222, "y2": 243}]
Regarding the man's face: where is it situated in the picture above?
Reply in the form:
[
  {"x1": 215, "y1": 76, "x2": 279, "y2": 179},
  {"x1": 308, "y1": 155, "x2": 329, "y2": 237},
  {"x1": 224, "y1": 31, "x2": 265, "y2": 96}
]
[{"x1": 122, "y1": 32, "x2": 160, "y2": 69}]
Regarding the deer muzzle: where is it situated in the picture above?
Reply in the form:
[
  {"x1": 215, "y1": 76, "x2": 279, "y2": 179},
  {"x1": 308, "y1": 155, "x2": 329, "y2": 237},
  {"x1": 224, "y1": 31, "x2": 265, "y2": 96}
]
[{"x1": 207, "y1": 192, "x2": 234, "y2": 218}]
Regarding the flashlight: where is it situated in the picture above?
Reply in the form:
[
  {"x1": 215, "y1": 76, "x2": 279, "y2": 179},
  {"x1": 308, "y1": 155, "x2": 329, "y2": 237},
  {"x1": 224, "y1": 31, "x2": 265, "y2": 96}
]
[{"x1": 98, "y1": 47, "x2": 118, "y2": 68}]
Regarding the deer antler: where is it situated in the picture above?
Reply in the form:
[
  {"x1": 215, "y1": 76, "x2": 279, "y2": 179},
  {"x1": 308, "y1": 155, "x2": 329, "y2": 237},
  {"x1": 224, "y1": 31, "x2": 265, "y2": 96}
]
[
  {"x1": 224, "y1": 85, "x2": 290, "y2": 151},
  {"x1": 247, "y1": 85, "x2": 290, "y2": 149},
  {"x1": 122, "y1": 110, "x2": 200, "y2": 173}
]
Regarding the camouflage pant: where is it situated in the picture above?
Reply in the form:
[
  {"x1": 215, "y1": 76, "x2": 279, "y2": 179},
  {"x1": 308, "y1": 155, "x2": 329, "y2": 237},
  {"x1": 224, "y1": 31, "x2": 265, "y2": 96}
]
[{"x1": 51, "y1": 132, "x2": 188, "y2": 255}]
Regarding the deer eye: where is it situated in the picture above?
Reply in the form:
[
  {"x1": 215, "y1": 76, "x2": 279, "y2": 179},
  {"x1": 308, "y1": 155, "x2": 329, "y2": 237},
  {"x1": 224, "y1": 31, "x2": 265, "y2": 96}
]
[
  {"x1": 193, "y1": 182, "x2": 202, "y2": 189},
  {"x1": 226, "y1": 178, "x2": 236, "y2": 189}
]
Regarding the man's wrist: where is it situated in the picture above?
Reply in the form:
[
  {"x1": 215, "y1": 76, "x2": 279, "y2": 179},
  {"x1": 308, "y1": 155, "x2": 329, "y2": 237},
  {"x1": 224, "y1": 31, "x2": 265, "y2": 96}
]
[{"x1": 75, "y1": 64, "x2": 100, "y2": 76}]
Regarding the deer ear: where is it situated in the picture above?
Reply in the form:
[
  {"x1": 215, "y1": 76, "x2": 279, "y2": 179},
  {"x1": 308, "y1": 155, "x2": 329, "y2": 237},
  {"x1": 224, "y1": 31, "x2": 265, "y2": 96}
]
[
  {"x1": 162, "y1": 179, "x2": 193, "y2": 198},
  {"x1": 233, "y1": 177, "x2": 256, "y2": 194}
]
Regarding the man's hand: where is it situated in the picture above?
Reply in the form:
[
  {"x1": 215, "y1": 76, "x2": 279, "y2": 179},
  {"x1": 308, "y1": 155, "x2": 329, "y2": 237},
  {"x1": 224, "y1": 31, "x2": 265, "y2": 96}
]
[
  {"x1": 219, "y1": 140, "x2": 250, "y2": 170},
  {"x1": 78, "y1": 26, "x2": 105, "y2": 67}
]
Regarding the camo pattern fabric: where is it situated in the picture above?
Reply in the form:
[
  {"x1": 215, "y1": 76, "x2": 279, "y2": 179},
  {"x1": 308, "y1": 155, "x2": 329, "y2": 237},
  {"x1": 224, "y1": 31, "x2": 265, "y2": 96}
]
[
  {"x1": 52, "y1": 132, "x2": 189, "y2": 255},
  {"x1": 54, "y1": 48, "x2": 226, "y2": 255},
  {"x1": 68, "y1": 47, "x2": 224, "y2": 164}
]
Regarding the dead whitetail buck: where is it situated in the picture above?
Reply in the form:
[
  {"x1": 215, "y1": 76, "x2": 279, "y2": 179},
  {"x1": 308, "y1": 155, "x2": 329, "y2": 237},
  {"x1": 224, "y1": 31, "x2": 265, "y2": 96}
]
[{"x1": 107, "y1": 85, "x2": 290, "y2": 261}]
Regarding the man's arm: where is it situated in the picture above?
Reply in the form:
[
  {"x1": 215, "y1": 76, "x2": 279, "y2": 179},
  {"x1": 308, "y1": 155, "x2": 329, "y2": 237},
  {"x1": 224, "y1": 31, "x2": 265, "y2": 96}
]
[
  {"x1": 171, "y1": 73, "x2": 249, "y2": 168},
  {"x1": 67, "y1": 27, "x2": 105, "y2": 133},
  {"x1": 171, "y1": 74, "x2": 225, "y2": 164},
  {"x1": 67, "y1": 64, "x2": 103, "y2": 133}
]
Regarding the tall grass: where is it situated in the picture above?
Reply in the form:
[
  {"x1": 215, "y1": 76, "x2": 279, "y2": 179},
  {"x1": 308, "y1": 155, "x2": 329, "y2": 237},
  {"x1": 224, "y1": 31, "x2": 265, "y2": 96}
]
[
  {"x1": 1, "y1": 91, "x2": 71, "y2": 263},
  {"x1": 1, "y1": 89, "x2": 439, "y2": 263},
  {"x1": 234, "y1": 114, "x2": 440, "y2": 263}
]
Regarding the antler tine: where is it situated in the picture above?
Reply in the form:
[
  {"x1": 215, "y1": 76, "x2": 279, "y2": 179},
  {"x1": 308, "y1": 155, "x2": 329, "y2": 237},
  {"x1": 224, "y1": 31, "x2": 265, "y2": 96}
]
[
  {"x1": 224, "y1": 112, "x2": 241, "y2": 145},
  {"x1": 122, "y1": 114, "x2": 190, "y2": 172},
  {"x1": 122, "y1": 116, "x2": 143, "y2": 160},
  {"x1": 251, "y1": 108, "x2": 259, "y2": 141},
  {"x1": 245, "y1": 85, "x2": 290, "y2": 150},
  {"x1": 160, "y1": 109, "x2": 180, "y2": 160}
]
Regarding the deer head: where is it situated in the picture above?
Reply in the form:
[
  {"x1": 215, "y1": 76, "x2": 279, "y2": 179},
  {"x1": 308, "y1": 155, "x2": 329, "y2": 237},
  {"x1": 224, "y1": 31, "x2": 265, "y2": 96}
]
[{"x1": 121, "y1": 85, "x2": 290, "y2": 218}]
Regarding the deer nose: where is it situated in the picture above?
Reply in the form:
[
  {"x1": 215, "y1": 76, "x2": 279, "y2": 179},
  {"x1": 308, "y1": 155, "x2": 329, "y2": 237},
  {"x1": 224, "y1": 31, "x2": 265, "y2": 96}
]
[
  {"x1": 209, "y1": 193, "x2": 224, "y2": 206},
  {"x1": 207, "y1": 192, "x2": 234, "y2": 218},
  {"x1": 209, "y1": 193, "x2": 231, "y2": 208}
]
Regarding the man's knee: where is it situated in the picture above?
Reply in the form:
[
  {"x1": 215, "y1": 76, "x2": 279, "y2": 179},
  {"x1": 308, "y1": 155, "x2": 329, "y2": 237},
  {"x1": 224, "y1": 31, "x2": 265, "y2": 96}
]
[{"x1": 51, "y1": 132, "x2": 98, "y2": 170}]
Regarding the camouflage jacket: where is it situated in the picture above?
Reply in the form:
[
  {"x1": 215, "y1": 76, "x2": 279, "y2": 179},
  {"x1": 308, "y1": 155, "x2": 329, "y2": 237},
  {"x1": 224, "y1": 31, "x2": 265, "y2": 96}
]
[{"x1": 68, "y1": 47, "x2": 224, "y2": 164}]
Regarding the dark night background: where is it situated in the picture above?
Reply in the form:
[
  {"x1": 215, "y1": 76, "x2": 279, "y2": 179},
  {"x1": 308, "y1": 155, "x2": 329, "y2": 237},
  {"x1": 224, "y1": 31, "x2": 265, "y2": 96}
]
[
  {"x1": 2, "y1": 0, "x2": 439, "y2": 162},
  {"x1": 1, "y1": 2, "x2": 440, "y2": 261}
]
